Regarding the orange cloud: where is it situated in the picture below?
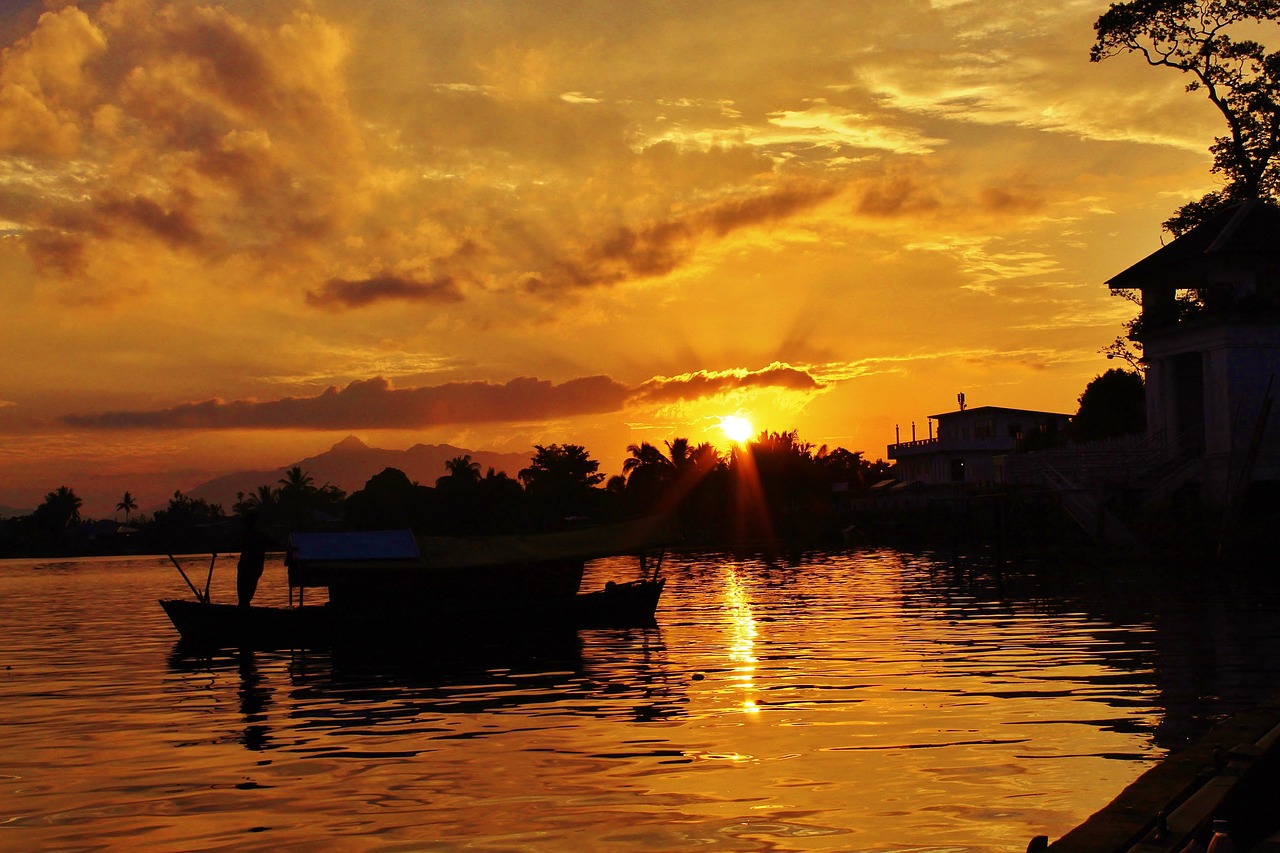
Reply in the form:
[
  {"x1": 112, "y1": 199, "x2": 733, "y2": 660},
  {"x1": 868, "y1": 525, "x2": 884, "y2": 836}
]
[
  {"x1": 632, "y1": 363, "x2": 827, "y2": 404},
  {"x1": 0, "y1": 6, "x2": 105, "y2": 157},
  {"x1": 2, "y1": 0, "x2": 363, "y2": 295}
]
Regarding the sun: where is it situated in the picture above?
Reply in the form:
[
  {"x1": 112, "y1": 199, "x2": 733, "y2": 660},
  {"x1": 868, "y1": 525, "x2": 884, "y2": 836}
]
[{"x1": 719, "y1": 415, "x2": 755, "y2": 444}]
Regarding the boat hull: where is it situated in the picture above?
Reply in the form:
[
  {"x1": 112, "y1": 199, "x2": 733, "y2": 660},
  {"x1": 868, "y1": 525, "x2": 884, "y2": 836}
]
[{"x1": 159, "y1": 578, "x2": 665, "y2": 650}]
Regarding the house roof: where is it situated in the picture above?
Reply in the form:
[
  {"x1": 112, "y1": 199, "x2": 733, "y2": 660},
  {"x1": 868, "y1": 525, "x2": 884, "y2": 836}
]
[
  {"x1": 1107, "y1": 199, "x2": 1280, "y2": 291},
  {"x1": 929, "y1": 405, "x2": 1071, "y2": 420}
]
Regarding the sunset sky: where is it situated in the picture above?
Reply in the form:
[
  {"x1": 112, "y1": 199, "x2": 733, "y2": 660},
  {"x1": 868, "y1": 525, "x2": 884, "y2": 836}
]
[{"x1": 0, "y1": 0, "x2": 1229, "y2": 516}]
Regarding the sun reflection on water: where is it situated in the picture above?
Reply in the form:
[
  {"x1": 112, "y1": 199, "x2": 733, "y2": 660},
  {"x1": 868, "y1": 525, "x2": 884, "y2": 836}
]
[{"x1": 721, "y1": 564, "x2": 760, "y2": 716}]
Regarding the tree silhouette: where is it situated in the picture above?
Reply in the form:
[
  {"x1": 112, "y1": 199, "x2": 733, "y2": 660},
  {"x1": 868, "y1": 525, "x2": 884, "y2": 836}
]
[
  {"x1": 475, "y1": 468, "x2": 528, "y2": 533},
  {"x1": 344, "y1": 467, "x2": 433, "y2": 532},
  {"x1": 1092, "y1": 0, "x2": 1280, "y2": 233},
  {"x1": 116, "y1": 491, "x2": 137, "y2": 522},
  {"x1": 273, "y1": 467, "x2": 344, "y2": 532},
  {"x1": 1071, "y1": 368, "x2": 1147, "y2": 442},
  {"x1": 438, "y1": 454, "x2": 482, "y2": 487},
  {"x1": 236, "y1": 484, "x2": 278, "y2": 513},
  {"x1": 520, "y1": 444, "x2": 604, "y2": 526},
  {"x1": 279, "y1": 466, "x2": 315, "y2": 494},
  {"x1": 621, "y1": 442, "x2": 674, "y2": 509},
  {"x1": 665, "y1": 437, "x2": 693, "y2": 470},
  {"x1": 34, "y1": 486, "x2": 82, "y2": 532}
]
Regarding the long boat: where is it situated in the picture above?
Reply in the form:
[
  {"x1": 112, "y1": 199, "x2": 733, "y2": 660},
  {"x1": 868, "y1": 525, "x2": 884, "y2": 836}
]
[{"x1": 160, "y1": 516, "x2": 674, "y2": 650}]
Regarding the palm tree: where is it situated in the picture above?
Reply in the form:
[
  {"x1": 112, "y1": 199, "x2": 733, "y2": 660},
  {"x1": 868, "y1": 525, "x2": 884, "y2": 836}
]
[
  {"x1": 34, "y1": 486, "x2": 82, "y2": 532},
  {"x1": 621, "y1": 442, "x2": 674, "y2": 510},
  {"x1": 622, "y1": 442, "x2": 672, "y2": 480},
  {"x1": 235, "y1": 484, "x2": 278, "y2": 516},
  {"x1": 688, "y1": 442, "x2": 723, "y2": 472},
  {"x1": 665, "y1": 437, "x2": 693, "y2": 471},
  {"x1": 443, "y1": 454, "x2": 482, "y2": 484},
  {"x1": 279, "y1": 466, "x2": 315, "y2": 494},
  {"x1": 116, "y1": 491, "x2": 137, "y2": 522}
]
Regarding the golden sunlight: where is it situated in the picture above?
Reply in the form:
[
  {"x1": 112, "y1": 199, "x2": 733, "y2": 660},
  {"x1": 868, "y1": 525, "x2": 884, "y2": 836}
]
[{"x1": 719, "y1": 415, "x2": 755, "y2": 444}]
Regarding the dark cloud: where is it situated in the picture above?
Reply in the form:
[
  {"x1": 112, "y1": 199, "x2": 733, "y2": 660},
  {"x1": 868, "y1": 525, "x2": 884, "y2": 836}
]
[
  {"x1": 705, "y1": 185, "x2": 837, "y2": 234},
  {"x1": 857, "y1": 175, "x2": 942, "y2": 217},
  {"x1": 96, "y1": 192, "x2": 203, "y2": 247},
  {"x1": 306, "y1": 274, "x2": 465, "y2": 309},
  {"x1": 62, "y1": 363, "x2": 830, "y2": 431},
  {"x1": 63, "y1": 375, "x2": 631, "y2": 430},
  {"x1": 632, "y1": 363, "x2": 827, "y2": 404},
  {"x1": 979, "y1": 185, "x2": 1045, "y2": 214},
  {"x1": 169, "y1": 12, "x2": 273, "y2": 113},
  {"x1": 529, "y1": 182, "x2": 839, "y2": 294},
  {"x1": 26, "y1": 232, "x2": 88, "y2": 276}
]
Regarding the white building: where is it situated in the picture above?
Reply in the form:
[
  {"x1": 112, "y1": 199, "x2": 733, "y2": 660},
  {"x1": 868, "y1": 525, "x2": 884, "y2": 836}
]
[{"x1": 888, "y1": 405, "x2": 1071, "y2": 485}]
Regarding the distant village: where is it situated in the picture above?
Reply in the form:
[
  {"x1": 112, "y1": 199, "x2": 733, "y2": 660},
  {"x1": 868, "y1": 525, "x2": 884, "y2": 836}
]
[{"x1": 4, "y1": 200, "x2": 1279, "y2": 561}]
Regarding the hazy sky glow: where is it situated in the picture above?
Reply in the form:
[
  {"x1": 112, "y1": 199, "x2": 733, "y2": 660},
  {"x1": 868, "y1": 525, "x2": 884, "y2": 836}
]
[{"x1": 0, "y1": 0, "x2": 1230, "y2": 514}]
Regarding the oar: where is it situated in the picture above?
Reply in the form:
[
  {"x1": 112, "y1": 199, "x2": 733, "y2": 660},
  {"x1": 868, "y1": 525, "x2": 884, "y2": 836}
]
[
  {"x1": 203, "y1": 553, "x2": 217, "y2": 604},
  {"x1": 168, "y1": 554, "x2": 205, "y2": 603}
]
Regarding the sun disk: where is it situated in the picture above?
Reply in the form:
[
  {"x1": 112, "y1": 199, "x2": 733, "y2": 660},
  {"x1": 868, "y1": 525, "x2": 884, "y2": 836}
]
[{"x1": 720, "y1": 415, "x2": 754, "y2": 444}]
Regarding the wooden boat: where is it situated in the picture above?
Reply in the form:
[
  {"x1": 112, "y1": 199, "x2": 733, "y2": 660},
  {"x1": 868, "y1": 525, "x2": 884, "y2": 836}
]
[{"x1": 159, "y1": 516, "x2": 674, "y2": 649}]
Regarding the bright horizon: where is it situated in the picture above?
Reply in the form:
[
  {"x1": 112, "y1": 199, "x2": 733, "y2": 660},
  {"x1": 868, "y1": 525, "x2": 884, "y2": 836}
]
[{"x1": 0, "y1": 0, "x2": 1224, "y2": 517}]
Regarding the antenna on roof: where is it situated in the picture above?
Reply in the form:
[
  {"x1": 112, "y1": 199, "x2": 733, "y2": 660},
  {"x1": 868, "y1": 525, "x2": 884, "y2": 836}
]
[{"x1": 957, "y1": 392, "x2": 966, "y2": 411}]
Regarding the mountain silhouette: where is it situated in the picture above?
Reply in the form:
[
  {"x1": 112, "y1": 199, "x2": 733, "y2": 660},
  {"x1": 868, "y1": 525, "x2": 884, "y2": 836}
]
[{"x1": 185, "y1": 436, "x2": 531, "y2": 509}]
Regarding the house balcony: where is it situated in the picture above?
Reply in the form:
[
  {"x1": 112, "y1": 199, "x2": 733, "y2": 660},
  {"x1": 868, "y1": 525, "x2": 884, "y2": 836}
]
[{"x1": 888, "y1": 436, "x2": 1017, "y2": 458}]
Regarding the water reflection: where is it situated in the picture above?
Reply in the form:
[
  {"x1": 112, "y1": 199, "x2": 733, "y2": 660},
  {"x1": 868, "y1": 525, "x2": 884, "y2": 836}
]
[
  {"x1": 237, "y1": 650, "x2": 272, "y2": 751},
  {"x1": 166, "y1": 626, "x2": 689, "y2": 755},
  {"x1": 6, "y1": 550, "x2": 1280, "y2": 851}
]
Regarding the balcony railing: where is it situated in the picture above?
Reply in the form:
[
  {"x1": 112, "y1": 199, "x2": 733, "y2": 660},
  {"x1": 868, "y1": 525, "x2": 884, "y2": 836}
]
[
  {"x1": 888, "y1": 437, "x2": 938, "y2": 451},
  {"x1": 888, "y1": 436, "x2": 1016, "y2": 456}
]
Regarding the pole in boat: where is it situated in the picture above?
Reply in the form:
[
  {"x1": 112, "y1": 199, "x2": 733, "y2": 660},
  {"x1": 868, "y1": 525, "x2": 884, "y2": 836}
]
[
  {"x1": 638, "y1": 548, "x2": 664, "y2": 581},
  {"x1": 168, "y1": 554, "x2": 206, "y2": 603},
  {"x1": 203, "y1": 553, "x2": 217, "y2": 603}
]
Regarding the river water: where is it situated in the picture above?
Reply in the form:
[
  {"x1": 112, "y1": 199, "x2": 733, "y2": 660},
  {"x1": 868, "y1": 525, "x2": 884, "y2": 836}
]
[{"x1": 3, "y1": 549, "x2": 1279, "y2": 852}]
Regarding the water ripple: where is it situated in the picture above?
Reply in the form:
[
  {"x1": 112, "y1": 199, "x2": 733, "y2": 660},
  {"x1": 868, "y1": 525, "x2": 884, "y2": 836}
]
[{"x1": 3, "y1": 550, "x2": 1280, "y2": 851}]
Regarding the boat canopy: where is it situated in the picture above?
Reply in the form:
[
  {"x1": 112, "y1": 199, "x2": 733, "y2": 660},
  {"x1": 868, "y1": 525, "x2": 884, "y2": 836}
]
[
  {"x1": 286, "y1": 515, "x2": 678, "y2": 589},
  {"x1": 289, "y1": 529, "x2": 420, "y2": 562}
]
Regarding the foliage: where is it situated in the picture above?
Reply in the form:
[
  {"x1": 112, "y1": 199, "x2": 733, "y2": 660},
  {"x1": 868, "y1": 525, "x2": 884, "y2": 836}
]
[
  {"x1": 3, "y1": 431, "x2": 900, "y2": 556},
  {"x1": 519, "y1": 444, "x2": 605, "y2": 526},
  {"x1": 154, "y1": 490, "x2": 224, "y2": 526},
  {"x1": 33, "y1": 486, "x2": 82, "y2": 533},
  {"x1": 230, "y1": 466, "x2": 345, "y2": 534},
  {"x1": 1071, "y1": 368, "x2": 1148, "y2": 442},
  {"x1": 345, "y1": 467, "x2": 435, "y2": 532},
  {"x1": 621, "y1": 442, "x2": 675, "y2": 510},
  {"x1": 116, "y1": 491, "x2": 138, "y2": 521},
  {"x1": 437, "y1": 454, "x2": 482, "y2": 488},
  {"x1": 1092, "y1": 0, "x2": 1280, "y2": 234}
]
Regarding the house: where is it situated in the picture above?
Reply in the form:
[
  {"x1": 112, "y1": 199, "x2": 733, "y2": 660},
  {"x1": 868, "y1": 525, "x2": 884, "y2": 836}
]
[
  {"x1": 888, "y1": 405, "x2": 1071, "y2": 485},
  {"x1": 1107, "y1": 199, "x2": 1280, "y2": 507}
]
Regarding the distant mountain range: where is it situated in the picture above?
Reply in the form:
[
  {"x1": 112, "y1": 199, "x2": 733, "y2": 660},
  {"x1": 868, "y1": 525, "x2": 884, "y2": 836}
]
[
  {"x1": 0, "y1": 503, "x2": 30, "y2": 519},
  {"x1": 186, "y1": 435, "x2": 532, "y2": 510}
]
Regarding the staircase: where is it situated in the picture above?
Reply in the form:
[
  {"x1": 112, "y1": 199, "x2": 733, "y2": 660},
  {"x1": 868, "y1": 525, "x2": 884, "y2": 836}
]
[{"x1": 1038, "y1": 462, "x2": 1142, "y2": 547}]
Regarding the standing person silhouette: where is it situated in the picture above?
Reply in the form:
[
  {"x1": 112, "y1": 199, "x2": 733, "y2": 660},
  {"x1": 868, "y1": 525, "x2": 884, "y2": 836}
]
[{"x1": 237, "y1": 513, "x2": 269, "y2": 607}]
